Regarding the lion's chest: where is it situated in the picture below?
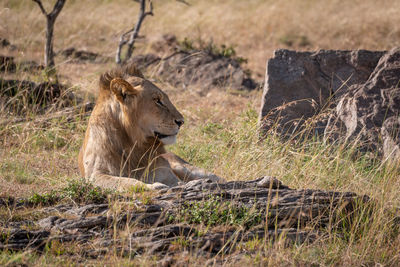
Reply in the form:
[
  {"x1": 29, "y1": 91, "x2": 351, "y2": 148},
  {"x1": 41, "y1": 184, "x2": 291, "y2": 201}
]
[{"x1": 119, "y1": 144, "x2": 164, "y2": 178}]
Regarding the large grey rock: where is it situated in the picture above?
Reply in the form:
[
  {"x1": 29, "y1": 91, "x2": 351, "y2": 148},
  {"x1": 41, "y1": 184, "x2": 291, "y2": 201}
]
[
  {"x1": 325, "y1": 48, "x2": 400, "y2": 158},
  {"x1": 259, "y1": 48, "x2": 400, "y2": 160},
  {"x1": 259, "y1": 49, "x2": 384, "y2": 134},
  {"x1": 260, "y1": 98, "x2": 320, "y2": 136}
]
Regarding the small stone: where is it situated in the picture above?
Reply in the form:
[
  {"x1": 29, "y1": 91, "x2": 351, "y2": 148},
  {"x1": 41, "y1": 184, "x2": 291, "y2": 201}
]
[{"x1": 256, "y1": 176, "x2": 283, "y2": 189}]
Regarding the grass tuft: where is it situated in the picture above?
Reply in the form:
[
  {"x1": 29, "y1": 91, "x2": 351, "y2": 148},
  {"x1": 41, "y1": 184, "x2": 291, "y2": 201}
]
[
  {"x1": 171, "y1": 196, "x2": 263, "y2": 228},
  {"x1": 26, "y1": 179, "x2": 114, "y2": 206}
]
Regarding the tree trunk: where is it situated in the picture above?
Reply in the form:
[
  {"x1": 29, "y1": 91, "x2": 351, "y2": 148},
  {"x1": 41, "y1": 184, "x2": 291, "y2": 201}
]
[
  {"x1": 32, "y1": 0, "x2": 66, "y2": 71},
  {"x1": 45, "y1": 17, "x2": 56, "y2": 68}
]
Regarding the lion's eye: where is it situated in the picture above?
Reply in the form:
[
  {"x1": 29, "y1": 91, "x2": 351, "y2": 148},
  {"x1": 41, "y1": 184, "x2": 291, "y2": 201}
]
[{"x1": 155, "y1": 98, "x2": 164, "y2": 107}]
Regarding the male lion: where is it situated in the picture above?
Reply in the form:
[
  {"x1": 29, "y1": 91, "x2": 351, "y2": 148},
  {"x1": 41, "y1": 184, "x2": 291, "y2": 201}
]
[{"x1": 79, "y1": 64, "x2": 223, "y2": 190}]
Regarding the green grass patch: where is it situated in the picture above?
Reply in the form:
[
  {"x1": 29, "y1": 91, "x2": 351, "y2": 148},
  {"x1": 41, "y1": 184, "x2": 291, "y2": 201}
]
[
  {"x1": 0, "y1": 160, "x2": 36, "y2": 184},
  {"x1": 26, "y1": 179, "x2": 114, "y2": 206},
  {"x1": 171, "y1": 196, "x2": 263, "y2": 228}
]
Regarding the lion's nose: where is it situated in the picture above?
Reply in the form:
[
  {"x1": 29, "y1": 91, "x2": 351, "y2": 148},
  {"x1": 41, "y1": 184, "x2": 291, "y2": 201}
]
[{"x1": 175, "y1": 119, "x2": 184, "y2": 128}]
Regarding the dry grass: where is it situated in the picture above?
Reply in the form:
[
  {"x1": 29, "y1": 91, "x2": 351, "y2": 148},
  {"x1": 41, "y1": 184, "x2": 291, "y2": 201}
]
[
  {"x1": 1, "y1": 0, "x2": 400, "y2": 266},
  {"x1": 2, "y1": 0, "x2": 400, "y2": 78}
]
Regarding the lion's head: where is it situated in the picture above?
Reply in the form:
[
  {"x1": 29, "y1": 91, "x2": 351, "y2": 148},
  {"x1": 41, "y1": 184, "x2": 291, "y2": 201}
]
[{"x1": 98, "y1": 65, "x2": 184, "y2": 146}]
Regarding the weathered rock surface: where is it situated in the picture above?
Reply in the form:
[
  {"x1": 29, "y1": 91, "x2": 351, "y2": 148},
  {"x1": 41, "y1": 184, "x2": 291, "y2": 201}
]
[
  {"x1": 260, "y1": 49, "x2": 384, "y2": 116},
  {"x1": 382, "y1": 116, "x2": 400, "y2": 159},
  {"x1": 260, "y1": 98, "x2": 321, "y2": 136},
  {"x1": 0, "y1": 177, "x2": 370, "y2": 261},
  {"x1": 132, "y1": 52, "x2": 257, "y2": 92},
  {"x1": 259, "y1": 49, "x2": 385, "y2": 134},
  {"x1": 325, "y1": 48, "x2": 400, "y2": 157},
  {"x1": 259, "y1": 48, "x2": 400, "y2": 160}
]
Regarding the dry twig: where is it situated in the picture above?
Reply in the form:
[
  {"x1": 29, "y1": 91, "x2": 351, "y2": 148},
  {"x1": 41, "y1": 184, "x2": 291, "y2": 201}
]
[{"x1": 115, "y1": 0, "x2": 153, "y2": 64}]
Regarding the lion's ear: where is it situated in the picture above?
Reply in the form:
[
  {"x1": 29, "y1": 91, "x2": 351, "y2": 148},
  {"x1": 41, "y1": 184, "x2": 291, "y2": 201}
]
[{"x1": 110, "y1": 78, "x2": 140, "y2": 103}]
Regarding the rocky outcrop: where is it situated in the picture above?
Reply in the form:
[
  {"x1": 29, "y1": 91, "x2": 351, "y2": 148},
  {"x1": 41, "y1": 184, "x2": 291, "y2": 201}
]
[
  {"x1": 259, "y1": 48, "x2": 400, "y2": 160},
  {"x1": 259, "y1": 49, "x2": 384, "y2": 135},
  {"x1": 0, "y1": 177, "x2": 370, "y2": 262},
  {"x1": 130, "y1": 35, "x2": 258, "y2": 92},
  {"x1": 325, "y1": 48, "x2": 400, "y2": 158},
  {"x1": 132, "y1": 51, "x2": 257, "y2": 92},
  {"x1": 260, "y1": 99, "x2": 321, "y2": 136}
]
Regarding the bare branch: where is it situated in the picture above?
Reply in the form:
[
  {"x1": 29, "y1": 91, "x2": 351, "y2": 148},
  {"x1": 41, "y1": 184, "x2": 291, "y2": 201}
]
[
  {"x1": 116, "y1": 0, "x2": 154, "y2": 64},
  {"x1": 48, "y1": 0, "x2": 66, "y2": 20},
  {"x1": 32, "y1": 0, "x2": 65, "y2": 19},
  {"x1": 145, "y1": 0, "x2": 153, "y2": 16},
  {"x1": 32, "y1": 0, "x2": 47, "y2": 16},
  {"x1": 123, "y1": 28, "x2": 135, "y2": 37},
  {"x1": 116, "y1": 34, "x2": 127, "y2": 64},
  {"x1": 115, "y1": 0, "x2": 189, "y2": 64}
]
